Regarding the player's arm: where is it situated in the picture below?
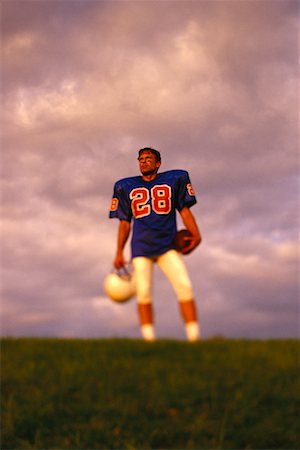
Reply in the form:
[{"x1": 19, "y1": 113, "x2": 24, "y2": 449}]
[
  {"x1": 114, "y1": 219, "x2": 131, "y2": 269},
  {"x1": 179, "y1": 207, "x2": 202, "y2": 254}
]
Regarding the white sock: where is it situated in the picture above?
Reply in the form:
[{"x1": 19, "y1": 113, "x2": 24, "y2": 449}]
[
  {"x1": 141, "y1": 324, "x2": 156, "y2": 341},
  {"x1": 185, "y1": 321, "x2": 200, "y2": 342}
]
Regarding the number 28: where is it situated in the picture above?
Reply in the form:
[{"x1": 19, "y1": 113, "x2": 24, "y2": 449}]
[{"x1": 130, "y1": 185, "x2": 172, "y2": 219}]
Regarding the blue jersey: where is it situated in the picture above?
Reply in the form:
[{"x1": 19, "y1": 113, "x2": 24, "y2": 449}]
[{"x1": 109, "y1": 170, "x2": 197, "y2": 258}]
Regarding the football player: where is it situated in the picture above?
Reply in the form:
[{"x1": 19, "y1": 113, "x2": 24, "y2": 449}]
[{"x1": 109, "y1": 147, "x2": 202, "y2": 341}]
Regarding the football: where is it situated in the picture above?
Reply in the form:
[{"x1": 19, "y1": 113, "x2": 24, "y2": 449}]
[{"x1": 174, "y1": 229, "x2": 193, "y2": 253}]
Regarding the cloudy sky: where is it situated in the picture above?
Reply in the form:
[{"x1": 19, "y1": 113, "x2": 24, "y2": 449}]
[{"x1": 1, "y1": 0, "x2": 299, "y2": 339}]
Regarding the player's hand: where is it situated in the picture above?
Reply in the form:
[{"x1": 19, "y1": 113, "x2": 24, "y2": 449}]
[
  {"x1": 114, "y1": 253, "x2": 126, "y2": 269},
  {"x1": 181, "y1": 235, "x2": 201, "y2": 255}
]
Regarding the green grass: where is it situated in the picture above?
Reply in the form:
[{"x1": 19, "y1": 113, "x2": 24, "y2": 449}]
[{"x1": 1, "y1": 338, "x2": 299, "y2": 449}]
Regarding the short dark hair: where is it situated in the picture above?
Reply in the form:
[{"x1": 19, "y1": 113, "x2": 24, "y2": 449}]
[{"x1": 138, "y1": 147, "x2": 161, "y2": 162}]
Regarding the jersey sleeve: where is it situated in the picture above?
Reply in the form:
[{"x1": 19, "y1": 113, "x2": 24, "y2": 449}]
[
  {"x1": 109, "y1": 181, "x2": 132, "y2": 222},
  {"x1": 175, "y1": 171, "x2": 197, "y2": 211}
]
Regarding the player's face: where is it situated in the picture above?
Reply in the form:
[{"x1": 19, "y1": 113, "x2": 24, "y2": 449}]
[{"x1": 138, "y1": 151, "x2": 160, "y2": 176}]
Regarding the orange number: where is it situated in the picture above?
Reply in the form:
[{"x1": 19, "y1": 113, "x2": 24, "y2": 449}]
[
  {"x1": 151, "y1": 185, "x2": 172, "y2": 214},
  {"x1": 110, "y1": 198, "x2": 119, "y2": 211},
  {"x1": 130, "y1": 185, "x2": 172, "y2": 218},
  {"x1": 187, "y1": 183, "x2": 195, "y2": 196},
  {"x1": 130, "y1": 188, "x2": 150, "y2": 218}
]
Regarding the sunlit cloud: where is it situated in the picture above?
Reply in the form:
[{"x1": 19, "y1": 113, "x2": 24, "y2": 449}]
[{"x1": 1, "y1": 0, "x2": 298, "y2": 339}]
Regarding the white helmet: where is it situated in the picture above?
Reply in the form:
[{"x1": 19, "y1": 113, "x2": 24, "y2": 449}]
[{"x1": 103, "y1": 263, "x2": 136, "y2": 303}]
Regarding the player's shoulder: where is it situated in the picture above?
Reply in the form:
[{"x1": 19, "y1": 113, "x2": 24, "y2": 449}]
[
  {"x1": 160, "y1": 169, "x2": 190, "y2": 181},
  {"x1": 114, "y1": 175, "x2": 141, "y2": 189}
]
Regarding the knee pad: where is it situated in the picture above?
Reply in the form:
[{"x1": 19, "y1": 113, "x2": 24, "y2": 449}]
[
  {"x1": 175, "y1": 279, "x2": 194, "y2": 302},
  {"x1": 157, "y1": 250, "x2": 194, "y2": 301},
  {"x1": 132, "y1": 256, "x2": 153, "y2": 305}
]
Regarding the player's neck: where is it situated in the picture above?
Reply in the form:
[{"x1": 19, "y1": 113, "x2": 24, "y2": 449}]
[{"x1": 141, "y1": 172, "x2": 158, "y2": 182}]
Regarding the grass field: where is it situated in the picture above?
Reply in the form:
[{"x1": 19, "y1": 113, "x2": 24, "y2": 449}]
[{"x1": 1, "y1": 338, "x2": 299, "y2": 450}]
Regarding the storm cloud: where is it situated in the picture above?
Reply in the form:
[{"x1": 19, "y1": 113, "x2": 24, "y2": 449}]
[{"x1": 1, "y1": 0, "x2": 298, "y2": 339}]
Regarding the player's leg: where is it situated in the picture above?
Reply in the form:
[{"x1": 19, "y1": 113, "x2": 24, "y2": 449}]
[
  {"x1": 132, "y1": 256, "x2": 155, "y2": 341},
  {"x1": 157, "y1": 250, "x2": 200, "y2": 341}
]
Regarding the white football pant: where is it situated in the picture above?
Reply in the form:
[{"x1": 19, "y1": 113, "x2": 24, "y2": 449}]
[{"x1": 132, "y1": 249, "x2": 194, "y2": 305}]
